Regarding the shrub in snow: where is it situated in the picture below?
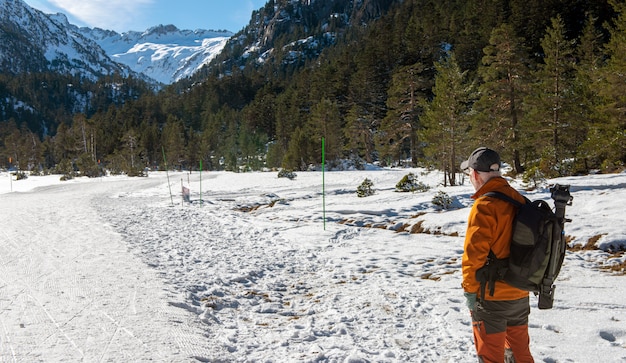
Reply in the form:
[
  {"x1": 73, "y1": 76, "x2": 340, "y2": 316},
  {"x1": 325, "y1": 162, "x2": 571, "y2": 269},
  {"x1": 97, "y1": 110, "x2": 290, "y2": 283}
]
[
  {"x1": 432, "y1": 190, "x2": 453, "y2": 210},
  {"x1": 356, "y1": 178, "x2": 375, "y2": 197},
  {"x1": 14, "y1": 171, "x2": 28, "y2": 180},
  {"x1": 77, "y1": 153, "x2": 101, "y2": 178},
  {"x1": 278, "y1": 169, "x2": 297, "y2": 180},
  {"x1": 521, "y1": 165, "x2": 547, "y2": 190},
  {"x1": 601, "y1": 159, "x2": 624, "y2": 173},
  {"x1": 395, "y1": 172, "x2": 430, "y2": 193},
  {"x1": 55, "y1": 158, "x2": 77, "y2": 181},
  {"x1": 326, "y1": 158, "x2": 365, "y2": 171}
]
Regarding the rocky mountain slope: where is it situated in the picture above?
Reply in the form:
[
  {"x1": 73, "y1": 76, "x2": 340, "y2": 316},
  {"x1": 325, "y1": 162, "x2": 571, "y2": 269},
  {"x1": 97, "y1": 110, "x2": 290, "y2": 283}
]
[{"x1": 0, "y1": 0, "x2": 127, "y2": 79}]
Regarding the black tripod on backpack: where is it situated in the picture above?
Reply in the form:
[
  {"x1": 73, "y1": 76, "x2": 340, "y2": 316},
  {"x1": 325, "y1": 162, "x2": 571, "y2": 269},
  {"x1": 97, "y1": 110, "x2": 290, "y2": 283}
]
[{"x1": 538, "y1": 184, "x2": 574, "y2": 309}]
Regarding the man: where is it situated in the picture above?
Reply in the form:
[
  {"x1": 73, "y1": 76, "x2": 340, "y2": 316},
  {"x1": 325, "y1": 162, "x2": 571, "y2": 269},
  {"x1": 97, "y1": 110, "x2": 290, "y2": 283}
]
[{"x1": 461, "y1": 147, "x2": 534, "y2": 363}]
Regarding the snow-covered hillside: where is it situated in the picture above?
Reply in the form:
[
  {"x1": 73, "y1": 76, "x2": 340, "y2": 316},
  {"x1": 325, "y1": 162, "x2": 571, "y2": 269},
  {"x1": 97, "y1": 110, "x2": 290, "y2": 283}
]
[
  {"x1": 0, "y1": 1, "x2": 127, "y2": 79},
  {"x1": 81, "y1": 25, "x2": 233, "y2": 85},
  {"x1": 1, "y1": 168, "x2": 624, "y2": 361}
]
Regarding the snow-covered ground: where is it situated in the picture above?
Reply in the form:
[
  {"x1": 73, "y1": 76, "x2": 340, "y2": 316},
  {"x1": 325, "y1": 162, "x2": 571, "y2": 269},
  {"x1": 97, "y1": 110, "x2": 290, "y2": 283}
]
[{"x1": 0, "y1": 168, "x2": 625, "y2": 362}]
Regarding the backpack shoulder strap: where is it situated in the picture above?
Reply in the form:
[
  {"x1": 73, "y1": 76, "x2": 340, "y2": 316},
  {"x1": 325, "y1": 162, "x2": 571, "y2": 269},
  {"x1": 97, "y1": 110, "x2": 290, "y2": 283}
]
[{"x1": 483, "y1": 191, "x2": 525, "y2": 208}]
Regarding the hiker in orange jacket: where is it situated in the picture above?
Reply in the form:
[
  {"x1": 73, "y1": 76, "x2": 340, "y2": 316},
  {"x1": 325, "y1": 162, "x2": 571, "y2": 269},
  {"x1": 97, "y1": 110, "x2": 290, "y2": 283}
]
[{"x1": 461, "y1": 147, "x2": 534, "y2": 363}]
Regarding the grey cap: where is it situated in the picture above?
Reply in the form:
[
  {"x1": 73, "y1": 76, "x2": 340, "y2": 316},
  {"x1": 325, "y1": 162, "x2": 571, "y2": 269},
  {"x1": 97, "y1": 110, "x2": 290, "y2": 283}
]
[{"x1": 460, "y1": 147, "x2": 501, "y2": 172}]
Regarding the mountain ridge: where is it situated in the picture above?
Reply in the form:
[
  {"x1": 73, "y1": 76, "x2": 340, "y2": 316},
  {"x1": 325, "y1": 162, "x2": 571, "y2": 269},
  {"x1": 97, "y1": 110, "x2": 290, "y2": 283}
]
[{"x1": 79, "y1": 24, "x2": 233, "y2": 85}]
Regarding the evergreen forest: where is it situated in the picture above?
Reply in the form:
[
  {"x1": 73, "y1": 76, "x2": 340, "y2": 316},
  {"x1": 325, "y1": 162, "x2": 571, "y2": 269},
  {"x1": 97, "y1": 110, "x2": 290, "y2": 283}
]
[{"x1": 1, "y1": 0, "x2": 625, "y2": 185}]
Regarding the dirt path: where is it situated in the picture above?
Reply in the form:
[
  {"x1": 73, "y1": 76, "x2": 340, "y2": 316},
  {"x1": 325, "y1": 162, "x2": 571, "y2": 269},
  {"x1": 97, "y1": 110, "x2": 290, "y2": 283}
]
[{"x1": 0, "y1": 179, "x2": 207, "y2": 362}]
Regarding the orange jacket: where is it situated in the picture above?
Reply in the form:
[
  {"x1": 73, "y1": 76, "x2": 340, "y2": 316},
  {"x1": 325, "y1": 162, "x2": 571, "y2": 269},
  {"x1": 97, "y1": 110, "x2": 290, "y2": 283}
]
[{"x1": 462, "y1": 176, "x2": 529, "y2": 301}]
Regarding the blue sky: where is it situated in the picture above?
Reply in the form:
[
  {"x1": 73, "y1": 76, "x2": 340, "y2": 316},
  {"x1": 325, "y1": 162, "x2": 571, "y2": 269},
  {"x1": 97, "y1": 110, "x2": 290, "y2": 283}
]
[{"x1": 23, "y1": 0, "x2": 268, "y2": 33}]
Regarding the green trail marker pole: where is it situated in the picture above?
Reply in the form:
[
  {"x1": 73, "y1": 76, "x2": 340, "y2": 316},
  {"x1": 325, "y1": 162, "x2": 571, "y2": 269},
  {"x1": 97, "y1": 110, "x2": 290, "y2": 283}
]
[
  {"x1": 199, "y1": 159, "x2": 203, "y2": 205},
  {"x1": 8, "y1": 158, "x2": 12, "y2": 192},
  {"x1": 322, "y1": 137, "x2": 326, "y2": 230},
  {"x1": 162, "y1": 146, "x2": 174, "y2": 206}
]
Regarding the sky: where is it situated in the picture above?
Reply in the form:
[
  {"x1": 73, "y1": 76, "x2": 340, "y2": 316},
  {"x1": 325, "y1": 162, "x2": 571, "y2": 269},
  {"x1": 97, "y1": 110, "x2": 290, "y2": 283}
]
[{"x1": 23, "y1": 0, "x2": 268, "y2": 33}]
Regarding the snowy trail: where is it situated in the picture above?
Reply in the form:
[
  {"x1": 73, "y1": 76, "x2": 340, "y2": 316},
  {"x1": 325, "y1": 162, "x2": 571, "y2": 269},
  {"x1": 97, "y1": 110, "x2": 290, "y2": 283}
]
[
  {"x1": 0, "y1": 178, "x2": 207, "y2": 362},
  {"x1": 95, "y1": 173, "x2": 478, "y2": 362}
]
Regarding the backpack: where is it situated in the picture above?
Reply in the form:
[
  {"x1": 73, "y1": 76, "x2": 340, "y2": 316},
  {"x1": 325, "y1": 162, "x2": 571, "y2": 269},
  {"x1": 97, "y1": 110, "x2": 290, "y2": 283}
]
[{"x1": 476, "y1": 184, "x2": 573, "y2": 309}]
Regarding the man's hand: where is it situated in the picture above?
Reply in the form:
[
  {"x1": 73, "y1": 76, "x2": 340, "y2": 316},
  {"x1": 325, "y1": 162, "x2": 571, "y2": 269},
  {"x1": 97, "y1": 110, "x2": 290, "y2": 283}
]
[{"x1": 464, "y1": 292, "x2": 477, "y2": 311}]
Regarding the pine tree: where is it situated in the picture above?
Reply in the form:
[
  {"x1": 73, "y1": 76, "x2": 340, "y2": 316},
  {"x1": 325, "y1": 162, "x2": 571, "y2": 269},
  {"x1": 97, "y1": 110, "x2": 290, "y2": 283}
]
[
  {"x1": 161, "y1": 116, "x2": 186, "y2": 171},
  {"x1": 138, "y1": 120, "x2": 160, "y2": 170},
  {"x1": 220, "y1": 114, "x2": 241, "y2": 172},
  {"x1": 592, "y1": 0, "x2": 626, "y2": 170},
  {"x1": 344, "y1": 104, "x2": 375, "y2": 164},
  {"x1": 51, "y1": 122, "x2": 80, "y2": 165},
  {"x1": 574, "y1": 14, "x2": 606, "y2": 171},
  {"x1": 121, "y1": 129, "x2": 142, "y2": 175},
  {"x1": 472, "y1": 23, "x2": 531, "y2": 175},
  {"x1": 283, "y1": 127, "x2": 309, "y2": 171},
  {"x1": 274, "y1": 88, "x2": 304, "y2": 164},
  {"x1": 379, "y1": 63, "x2": 430, "y2": 167},
  {"x1": 309, "y1": 98, "x2": 343, "y2": 164},
  {"x1": 1, "y1": 120, "x2": 21, "y2": 170},
  {"x1": 73, "y1": 114, "x2": 97, "y2": 166},
  {"x1": 199, "y1": 108, "x2": 229, "y2": 170},
  {"x1": 238, "y1": 125, "x2": 268, "y2": 171},
  {"x1": 2, "y1": 122, "x2": 44, "y2": 172},
  {"x1": 524, "y1": 15, "x2": 578, "y2": 176},
  {"x1": 421, "y1": 52, "x2": 473, "y2": 186}
]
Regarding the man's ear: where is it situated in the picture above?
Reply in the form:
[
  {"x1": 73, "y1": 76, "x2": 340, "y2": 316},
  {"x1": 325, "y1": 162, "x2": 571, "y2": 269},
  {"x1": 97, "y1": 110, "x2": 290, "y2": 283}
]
[{"x1": 471, "y1": 169, "x2": 482, "y2": 182}]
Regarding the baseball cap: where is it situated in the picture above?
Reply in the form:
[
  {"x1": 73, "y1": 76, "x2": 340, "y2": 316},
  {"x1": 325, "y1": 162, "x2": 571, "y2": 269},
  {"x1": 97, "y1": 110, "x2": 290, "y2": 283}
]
[{"x1": 460, "y1": 147, "x2": 501, "y2": 172}]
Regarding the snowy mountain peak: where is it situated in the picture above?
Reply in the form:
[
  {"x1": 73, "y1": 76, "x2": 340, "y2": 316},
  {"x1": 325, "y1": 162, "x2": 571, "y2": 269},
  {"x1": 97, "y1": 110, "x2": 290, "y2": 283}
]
[
  {"x1": 144, "y1": 24, "x2": 180, "y2": 35},
  {"x1": 79, "y1": 25, "x2": 234, "y2": 85}
]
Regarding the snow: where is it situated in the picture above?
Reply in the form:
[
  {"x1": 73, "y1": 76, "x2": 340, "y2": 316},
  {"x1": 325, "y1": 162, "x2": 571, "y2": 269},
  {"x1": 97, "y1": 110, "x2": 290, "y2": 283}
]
[{"x1": 1, "y1": 168, "x2": 625, "y2": 362}]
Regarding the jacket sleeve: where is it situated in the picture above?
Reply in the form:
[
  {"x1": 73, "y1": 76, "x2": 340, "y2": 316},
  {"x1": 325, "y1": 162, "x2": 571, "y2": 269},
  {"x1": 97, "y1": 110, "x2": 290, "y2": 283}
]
[{"x1": 462, "y1": 200, "x2": 497, "y2": 293}]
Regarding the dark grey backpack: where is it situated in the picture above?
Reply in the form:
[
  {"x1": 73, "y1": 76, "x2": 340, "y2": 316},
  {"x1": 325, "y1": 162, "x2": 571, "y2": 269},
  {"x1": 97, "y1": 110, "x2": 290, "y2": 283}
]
[{"x1": 476, "y1": 185, "x2": 572, "y2": 309}]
